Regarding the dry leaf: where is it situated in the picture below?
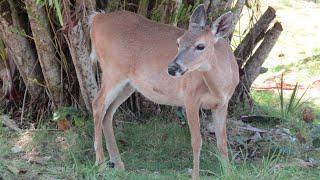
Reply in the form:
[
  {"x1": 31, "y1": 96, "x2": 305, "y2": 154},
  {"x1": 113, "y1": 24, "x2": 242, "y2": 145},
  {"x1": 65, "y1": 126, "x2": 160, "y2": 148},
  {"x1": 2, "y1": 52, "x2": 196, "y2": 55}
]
[{"x1": 57, "y1": 119, "x2": 71, "y2": 130}]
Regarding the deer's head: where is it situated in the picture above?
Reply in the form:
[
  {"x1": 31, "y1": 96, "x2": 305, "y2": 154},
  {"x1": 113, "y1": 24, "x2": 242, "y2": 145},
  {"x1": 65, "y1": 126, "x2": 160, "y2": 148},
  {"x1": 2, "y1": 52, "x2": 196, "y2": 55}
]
[{"x1": 168, "y1": 4, "x2": 234, "y2": 77}]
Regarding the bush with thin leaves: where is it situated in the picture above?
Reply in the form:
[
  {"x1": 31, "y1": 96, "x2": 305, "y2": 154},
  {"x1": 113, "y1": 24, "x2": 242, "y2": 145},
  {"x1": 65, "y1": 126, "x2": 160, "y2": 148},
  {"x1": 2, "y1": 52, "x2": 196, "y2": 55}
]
[{"x1": 278, "y1": 74, "x2": 308, "y2": 120}]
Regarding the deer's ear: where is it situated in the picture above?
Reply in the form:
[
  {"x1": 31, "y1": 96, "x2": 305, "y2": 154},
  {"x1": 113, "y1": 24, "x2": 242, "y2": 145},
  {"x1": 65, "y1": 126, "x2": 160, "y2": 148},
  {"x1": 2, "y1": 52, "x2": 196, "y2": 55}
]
[
  {"x1": 211, "y1": 12, "x2": 233, "y2": 40},
  {"x1": 189, "y1": 4, "x2": 206, "y2": 30}
]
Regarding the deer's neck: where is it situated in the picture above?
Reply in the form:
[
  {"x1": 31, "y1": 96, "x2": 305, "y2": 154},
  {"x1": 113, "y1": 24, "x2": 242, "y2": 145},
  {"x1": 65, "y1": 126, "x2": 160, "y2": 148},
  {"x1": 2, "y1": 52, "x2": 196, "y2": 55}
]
[{"x1": 201, "y1": 52, "x2": 225, "y2": 98}]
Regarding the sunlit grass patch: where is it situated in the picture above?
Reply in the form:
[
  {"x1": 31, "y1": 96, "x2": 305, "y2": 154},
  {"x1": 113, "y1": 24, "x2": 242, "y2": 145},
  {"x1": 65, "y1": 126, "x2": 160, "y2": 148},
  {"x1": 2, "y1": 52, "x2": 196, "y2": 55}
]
[{"x1": 271, "y1": 54, "x2": 320, "y2": 80}]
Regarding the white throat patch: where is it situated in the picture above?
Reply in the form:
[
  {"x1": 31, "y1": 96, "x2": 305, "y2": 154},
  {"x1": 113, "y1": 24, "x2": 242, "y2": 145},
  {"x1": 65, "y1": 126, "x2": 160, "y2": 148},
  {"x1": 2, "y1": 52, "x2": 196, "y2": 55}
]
[{"x1": 197, "y1": 61, "x2": 211, "y2": 71}]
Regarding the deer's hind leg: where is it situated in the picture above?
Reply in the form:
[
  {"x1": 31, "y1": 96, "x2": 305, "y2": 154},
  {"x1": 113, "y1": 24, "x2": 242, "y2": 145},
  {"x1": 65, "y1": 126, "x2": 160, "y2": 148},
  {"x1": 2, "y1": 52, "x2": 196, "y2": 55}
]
[
  {"x1": 92, "y1": 75, "x2": 129, "y2": 166},
  {"x1": 102, "y1": 83, "x2": 135, "y2": 170}
]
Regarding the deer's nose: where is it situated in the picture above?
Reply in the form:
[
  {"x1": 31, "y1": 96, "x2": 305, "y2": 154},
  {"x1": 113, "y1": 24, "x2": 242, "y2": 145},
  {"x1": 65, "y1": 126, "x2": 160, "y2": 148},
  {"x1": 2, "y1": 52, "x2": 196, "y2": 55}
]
[
  {"x1": 168, "y1": 63, "x2": 180, "y2": 76},
  {"x1": 168, "y1": 62, "x2": 187, "y2": 77}
]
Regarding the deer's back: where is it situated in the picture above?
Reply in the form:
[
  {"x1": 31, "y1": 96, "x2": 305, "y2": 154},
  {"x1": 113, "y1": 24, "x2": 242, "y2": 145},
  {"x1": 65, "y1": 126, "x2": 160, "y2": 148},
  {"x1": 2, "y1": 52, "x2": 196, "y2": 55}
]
[{"x1": 90, "y1": 11, "x2": 184, "y2": 75}]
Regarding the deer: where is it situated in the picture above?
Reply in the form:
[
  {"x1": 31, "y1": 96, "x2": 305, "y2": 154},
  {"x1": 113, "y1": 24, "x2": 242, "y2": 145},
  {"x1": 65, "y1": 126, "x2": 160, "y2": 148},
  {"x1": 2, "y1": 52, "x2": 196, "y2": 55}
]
[{"x1": 90, "y1": 4, "x2": 239, "y2": 179}]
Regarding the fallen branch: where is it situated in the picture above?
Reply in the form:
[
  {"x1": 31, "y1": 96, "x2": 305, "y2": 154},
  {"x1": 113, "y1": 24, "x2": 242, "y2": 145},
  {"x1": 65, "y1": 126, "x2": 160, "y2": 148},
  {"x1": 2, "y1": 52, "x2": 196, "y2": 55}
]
[
  {"x1": 238, "y1": 125, "x2": 267, "y2": 133},
  {"x1": 240, "y1": 115, "x2": 281, "y2": 124}
]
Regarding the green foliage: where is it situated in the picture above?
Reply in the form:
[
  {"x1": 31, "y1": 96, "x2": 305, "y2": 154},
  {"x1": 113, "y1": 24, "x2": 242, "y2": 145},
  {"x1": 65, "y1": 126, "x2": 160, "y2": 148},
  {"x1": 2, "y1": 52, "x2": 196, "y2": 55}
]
[
  {"x1": 309, "y1": 125, "x2": 320, "y2": 148},
  {"x1": 53, "y1": 106, "x2": 84, "y2": 127},
  {"x1": 36, "y1": 0, "x2": 63, "y2": 26},
  {"x1": 138, "y1": 0, "x2": 149, "y2": 16},
  {"x1": 170, "y1": 2, "x2": 198, "y2": 25},
  {"x1": 8, "y1": 27, "x2": 29, "y2": 38},
  {"x1": 106, "y1": 0, "x2": 120, "y2": 12}
]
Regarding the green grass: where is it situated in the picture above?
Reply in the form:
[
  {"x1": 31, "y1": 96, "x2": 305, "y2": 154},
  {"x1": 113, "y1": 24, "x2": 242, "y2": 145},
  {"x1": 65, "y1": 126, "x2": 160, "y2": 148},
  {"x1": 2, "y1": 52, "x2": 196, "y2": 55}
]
[
  {"x1": 1, "y1": 110, "x2": 320, "y2": 179},
  {"x1": 271, "y1": 54, "x2": 320, "y2": 81},
  {"x1": 251, "y1": 91, "x2": 282, "y2": 117},
  {"x1": 253, "y1": 87, "x2": 319, "y2": 115},
  {"x1": 117, "y1": 118, "x2": 219, "y2": 172}
]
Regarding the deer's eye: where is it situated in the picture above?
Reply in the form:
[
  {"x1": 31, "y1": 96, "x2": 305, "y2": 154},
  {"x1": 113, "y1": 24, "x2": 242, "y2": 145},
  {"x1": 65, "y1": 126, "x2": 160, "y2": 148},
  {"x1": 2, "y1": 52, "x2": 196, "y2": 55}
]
[{"x1": 195, "y1": 44, "x2": 205, "y2": 51}]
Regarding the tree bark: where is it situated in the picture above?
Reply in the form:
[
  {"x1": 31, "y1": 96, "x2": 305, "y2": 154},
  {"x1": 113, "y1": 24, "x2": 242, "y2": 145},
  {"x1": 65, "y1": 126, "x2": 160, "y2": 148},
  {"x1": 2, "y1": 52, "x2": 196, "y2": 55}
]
[
  {"x1": 25, "y1": 0, "x2": 62, "y2": 107},
  {"x1": 234, "y1": 6, "x2": 276, "y2": 67},
  {"x1": 0, "y1": 44, "x2": 14, "y2": 98},
  {"x1": 65, "y1": 21, "x2": 98, "y2": 112},
  {"x1": 0, "y1": 16, "x2": 42, "y2": 99},
  {"x1": 243, "y1": 22, "x2": 283, "y2": 88},
  {"x1": 210, "y1": 0, "x2": 234, "y2": 18},
  {"x1": 0, "y1": 58, "x2": 10, "y2": 97},
  {"x1": 228, "y1": 0, "x2": 245, "y2": 40},
  {"x1": 84, "y1": 0, "x2": 96, "y2": 11}
]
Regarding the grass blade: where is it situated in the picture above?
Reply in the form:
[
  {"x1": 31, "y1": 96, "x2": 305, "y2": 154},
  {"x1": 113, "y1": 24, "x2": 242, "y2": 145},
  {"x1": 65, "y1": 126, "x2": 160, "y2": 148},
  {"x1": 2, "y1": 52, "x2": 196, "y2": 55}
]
[{"x1": 286, "y1": 82, "x2": 299, "y2": 116}]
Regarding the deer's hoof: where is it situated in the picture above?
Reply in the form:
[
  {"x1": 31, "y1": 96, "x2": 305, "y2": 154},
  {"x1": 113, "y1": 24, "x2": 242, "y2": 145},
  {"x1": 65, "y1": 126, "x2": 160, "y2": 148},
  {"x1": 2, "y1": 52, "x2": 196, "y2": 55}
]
[
  {"x1": 108, "y1": 161, "x2": 125, "y2": 170},
  {"x1": 107, "y1": 161, "x2": 115, "y2": 168}
]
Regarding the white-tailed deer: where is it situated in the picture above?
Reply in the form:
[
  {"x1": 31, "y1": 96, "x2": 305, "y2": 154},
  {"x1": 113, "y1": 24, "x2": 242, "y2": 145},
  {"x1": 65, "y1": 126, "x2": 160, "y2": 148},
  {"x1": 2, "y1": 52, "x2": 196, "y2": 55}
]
[{"x1": 90, "y1": 4, "x2": 239, "y2": 179}]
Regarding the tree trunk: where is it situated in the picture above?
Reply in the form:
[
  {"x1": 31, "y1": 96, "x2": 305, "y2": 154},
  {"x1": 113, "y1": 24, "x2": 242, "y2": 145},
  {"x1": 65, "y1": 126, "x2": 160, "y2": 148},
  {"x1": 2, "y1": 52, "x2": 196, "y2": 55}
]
[
  {"x1": 25, "y1": 0, "x2": 63, "y2": 108},
  {"x1": 231, "y1": 22, "x2": 282, "y2": 105},
  {"x1": 0, "y1": 58, "x2": 10, "y2": 97},
  {"x1": 65, "y1": 21, "x2": 98, "y2": 112},
  {"x1": 60, "y1": 1, "x2": 98, "y2": 112},
  {"x1": 84, "y1": 0, "x2": 96, "y2": 11},
  {"x1": 243, "y1": 22, "x2": 283, "y2": 88},
  {"x1": 210, "y1": 0, "x2": 234, "y2": 19},
  {"x1": 0, "y1": 16, "x2": 42, "y2": 99},
  {"x1": 234, "y1": 6, "x2": 276, "y2": 67}
]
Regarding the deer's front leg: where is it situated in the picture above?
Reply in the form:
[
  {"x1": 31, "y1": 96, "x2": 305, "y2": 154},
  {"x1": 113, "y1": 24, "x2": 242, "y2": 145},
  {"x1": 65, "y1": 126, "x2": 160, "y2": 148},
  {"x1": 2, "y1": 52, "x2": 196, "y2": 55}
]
[
  {"x1": 213, "y1": 104, "x2": 229, "y2": 167},
  {"x1": 185, "y1": 99, "x2": 202, "y2": 180}
]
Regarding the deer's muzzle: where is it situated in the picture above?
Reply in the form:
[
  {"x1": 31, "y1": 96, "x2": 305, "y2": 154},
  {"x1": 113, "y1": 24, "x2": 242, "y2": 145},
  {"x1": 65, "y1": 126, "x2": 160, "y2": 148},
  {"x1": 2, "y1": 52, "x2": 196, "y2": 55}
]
[{"x1": 168, "y1": 62, "x2": 187, "y2": 77}]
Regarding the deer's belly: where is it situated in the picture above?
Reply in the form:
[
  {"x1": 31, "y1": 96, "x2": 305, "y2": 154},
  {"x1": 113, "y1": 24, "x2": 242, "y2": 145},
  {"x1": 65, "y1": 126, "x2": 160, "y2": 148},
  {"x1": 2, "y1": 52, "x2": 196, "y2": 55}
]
[{"x1": 130, "y1": 81, "x2": 184, "y2": 107}]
